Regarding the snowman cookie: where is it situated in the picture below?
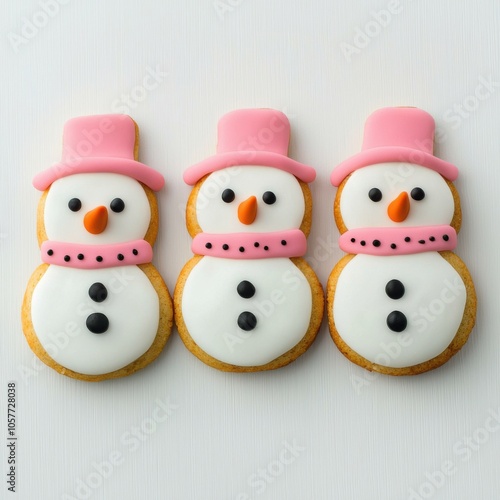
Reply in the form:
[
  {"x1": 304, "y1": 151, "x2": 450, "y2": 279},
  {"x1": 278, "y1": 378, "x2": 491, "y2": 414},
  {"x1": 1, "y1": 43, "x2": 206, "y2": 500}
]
[
  {"x1": 174, "y1": 109, "x2": 324, "y2": 372},
  {"x1": 327, "y1": 107, "x2": 477, "y2": 376},
  {"x1": 22, "y1": 115, "x2": 173, "y2": 381}
]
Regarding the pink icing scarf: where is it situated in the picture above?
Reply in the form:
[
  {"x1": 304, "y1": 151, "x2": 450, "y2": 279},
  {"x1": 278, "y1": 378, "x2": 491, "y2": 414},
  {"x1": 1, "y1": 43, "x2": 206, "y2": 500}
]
[
  {"x1": 339, "y1": 224, "x2": 457, "y2": 256},
  {"x1": 40, "y1": 239, "x2": 153, "y2": 269},
  {"x1": 192, "y1": 229, "x2": 307, "y2": 259}
]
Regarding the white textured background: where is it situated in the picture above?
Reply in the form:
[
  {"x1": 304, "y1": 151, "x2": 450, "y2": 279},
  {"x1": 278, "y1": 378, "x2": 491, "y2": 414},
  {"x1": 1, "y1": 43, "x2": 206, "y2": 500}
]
[{"x1": 2, "y1": 1, "x2": 500, "y2": 499}]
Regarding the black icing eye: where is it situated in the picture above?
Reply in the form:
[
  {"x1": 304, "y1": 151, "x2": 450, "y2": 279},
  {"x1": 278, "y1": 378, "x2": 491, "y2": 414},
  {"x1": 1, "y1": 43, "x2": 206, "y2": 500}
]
[
  {"x1": 221, "y1": 189, "x2": 235, "y2": 203},
  {"x1": 110, "y1": 198, "x2": 125, "y2": 213},
  {"x1": 68, "y1": 198, "x2": 82, "y2": 212},
  {"x1": 262, "y1": 191, "x2": 276, "y2": 205},
  {"x1": 368, "y1": 188, "x2": 382, "y2": 202},
  {"x1": 411, "y1": 187, "x2": 425, "y2": 201}
]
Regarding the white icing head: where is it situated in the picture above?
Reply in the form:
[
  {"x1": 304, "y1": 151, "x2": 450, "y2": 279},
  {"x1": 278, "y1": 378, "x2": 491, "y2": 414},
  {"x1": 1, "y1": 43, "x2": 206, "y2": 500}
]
[
  {"x1": 195, "y1": 166, "x2": 305, "y2": 234},
  {"x1": 43, "y1": 172, "x2": 151, "y2": 244},
  {"x1": 339, "y1": 163, "x2": 455, "y2": 229}
]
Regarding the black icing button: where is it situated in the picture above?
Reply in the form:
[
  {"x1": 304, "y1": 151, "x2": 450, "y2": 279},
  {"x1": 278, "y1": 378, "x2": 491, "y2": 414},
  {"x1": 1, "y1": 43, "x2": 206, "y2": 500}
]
[
  {"x1": 281, "y1": 240, "x2": 287, "y2": 246},
  {"x1": 77, "y1": 253, "x2": 84, "y2": 260},
  {"x1": 373, "y1": 240, "x2": 381, "y2": 247},
  {"x1": 385, "y1": 279, "x2": 405, "y2": 300},
  {"x1": 86, "y1": 313, "x2": 109, "y2": 334},
  {"x1": 429, "y1": 236, "x2": 436, "y2": 242},
  {"x1": 88, "y1": 282, "x2": 108, "y2": 303},
  {"x1": 132, "y1": 249, "x2": 138, "y2": 255},
  {"x1": 418, "y1": 240, "x2": 426, "y2": 244},
  {"x1": 64, "y1": 255, "x2": 70, "y2": 262},
  {"x1": 237, "y1": 280, "x2": 256, "y2": 299},
  {"x1": 443, "y1": 234, "x2": 449, "y2": 241},
  {"x1": 387, "y1": 311, "x2": 407, "y2": 332},
  {"x1": 264, "y1": 246, "x2": 269, "y2": 251},
  {"x1": 47, "y1": 249, "x2": 54, "y2": 256},
  {"x1": 222, "y1": 244, "x2": 229, "y2": 251},
  {"x1": 96, "y1": 256, "x2": 103, "y2": 262},
  {"x1": 390, "y1": 243, "x2": 397, "y2": 249},
  {"x1": 205, "y1": 243, "x2": 212, "y2": 249},
  {"x1": 360, "y1": 240, "x2": 366, "y2": 246},
  {"x1": 117, "y1": 253, "x2": 124, "y2": 261},
  {"x1": 239, "y1": 246, "x2": 245, "y2": 253},
  {"x1": 404, "y1": 237, "x2": 411, "y2": 242},
  {"x1": 351, "y1": 238, "x2": 356, "y2": 243},
  {"x1": 254, "y1": 242, "x2": 260, "y2": 248},
  {"x1": 237, "y1": 311, "x2": 257, "y2": 331}
]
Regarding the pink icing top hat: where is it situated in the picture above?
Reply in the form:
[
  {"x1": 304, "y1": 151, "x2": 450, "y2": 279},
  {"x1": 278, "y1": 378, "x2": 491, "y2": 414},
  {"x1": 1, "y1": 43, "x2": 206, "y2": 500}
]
[
  {"x1": 330, "y1": 107, "x2": 458, "y2": 186},
  {"x1": 183, "y1": 108, "x2": 316, "y2": 185},
  {"x1": 33, "y1": 114, "x2": 165, "y2": 191}
]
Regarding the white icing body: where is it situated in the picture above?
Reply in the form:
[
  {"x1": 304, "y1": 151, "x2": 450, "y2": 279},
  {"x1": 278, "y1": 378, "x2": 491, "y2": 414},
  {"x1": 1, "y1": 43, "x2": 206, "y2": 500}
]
[
  {"x1": 182, "y1": 257, "x2": 312, "y2": 366},
  {"x1": 31, "y1": 265, "x2": 159, "y2": 375},
  {"x1": 333, "y1": 253, "x2": 466, "y2": 368}
]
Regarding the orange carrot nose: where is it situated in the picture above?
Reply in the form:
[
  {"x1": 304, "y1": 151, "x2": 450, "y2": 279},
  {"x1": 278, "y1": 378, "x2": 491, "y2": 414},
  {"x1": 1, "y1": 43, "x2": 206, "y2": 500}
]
[
  {"x1": 387, "y1": 192, "x2": 410, "y2": 222},
  {"x1": 238, "y1": 196, "x2": 257, "y2": 225},
  {"x1": 84, "y1": 206, "x2": 108, "y2": 234}
]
